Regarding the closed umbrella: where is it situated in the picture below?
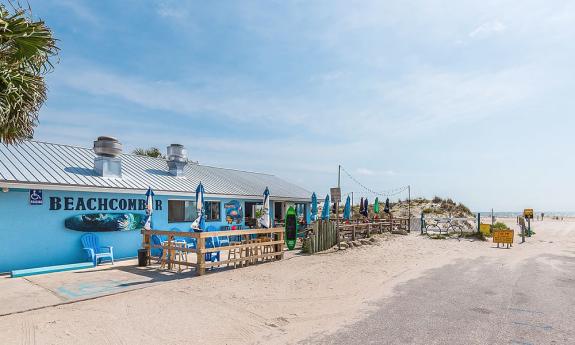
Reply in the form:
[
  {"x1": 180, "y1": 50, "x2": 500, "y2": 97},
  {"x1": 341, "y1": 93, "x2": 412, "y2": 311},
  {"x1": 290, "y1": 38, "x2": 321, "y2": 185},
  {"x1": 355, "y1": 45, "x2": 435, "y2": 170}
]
[
  {"x1": 258, "y1": 187, "x2": 271, "y2": 228},
  {"x1": 359, "y1": 197, "x2": 364, "y2": 215},
  {"x1": 311, "y1": 193, "x2": 318, "y2": 221},
  {"x1": 362, "y1": 198, "x2": 369, "y2": 217},
  {"x1": 343, "y1": 195, "x2": 351, "y2": 220},
  {"x1": 192, "y1": 182, "x2": 206, "y2": 231},
  {"x1": 321, "y1": 194, "x2": 330, "y2": 220},
  {"x1": 144, "y1": 187, "x2": 154, "y2": 230},
  {"x1": 374, "y1": 197, "x2": 380, "y2": 214},
  {"x1": 384, "y1": 198, "x2": 391, "y2": 214}
]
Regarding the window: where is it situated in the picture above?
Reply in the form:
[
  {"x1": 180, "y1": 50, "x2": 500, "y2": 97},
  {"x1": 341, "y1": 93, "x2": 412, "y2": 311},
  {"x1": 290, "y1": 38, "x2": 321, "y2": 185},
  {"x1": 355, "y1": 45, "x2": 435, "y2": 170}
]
[
  {"x1": 168, "y1": 200, "x2": 197, "y2": 223},
  {"x1": 204, "y1": 201, "x2": 221, "y2": 221},
  {"x1": 274, "y1": 202, "x2": 283, "y2": 221},
  {"x1": 296, "y1": 203, "x2": 307, "y2": 223}
]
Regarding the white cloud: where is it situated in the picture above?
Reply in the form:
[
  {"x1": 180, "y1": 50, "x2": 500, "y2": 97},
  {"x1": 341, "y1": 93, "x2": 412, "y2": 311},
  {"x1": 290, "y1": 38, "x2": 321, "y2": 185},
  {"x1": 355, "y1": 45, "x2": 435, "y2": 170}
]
[
  {"x1": 52, "y1": 0, "x2": 100, "y2": 26},
  {"x1": 356, "y1": 168, "x2": 375, "y2": 176},
  {"x1": 469, "y1": 21, "x2": 506, "y2": 39},
  {"x1": 356, "y1": 168, "x2": 395, "y2": 177}
]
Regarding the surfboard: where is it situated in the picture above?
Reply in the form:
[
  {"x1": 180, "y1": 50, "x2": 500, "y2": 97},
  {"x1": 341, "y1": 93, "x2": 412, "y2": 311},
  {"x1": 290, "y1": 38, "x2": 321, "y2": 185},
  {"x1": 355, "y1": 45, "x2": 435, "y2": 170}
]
[
  {"x1": 64, "y1": 213, "x2": 145, "y2": 232},
  {"x1": 285, "y1": 206, "x2": 297, "y2": 250}
]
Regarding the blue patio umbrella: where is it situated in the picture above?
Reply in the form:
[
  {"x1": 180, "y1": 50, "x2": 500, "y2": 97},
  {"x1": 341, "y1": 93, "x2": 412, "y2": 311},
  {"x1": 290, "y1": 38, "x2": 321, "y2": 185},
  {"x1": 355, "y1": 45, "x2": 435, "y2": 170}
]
[
  {"x1": 144, "y1": 187, "x2": 154, "y2": 230},
  {"x1": 311, "y1": 192, "x2": 318, "y2": 221},
  {"x1": 258, "y1": 187, "x2": 271, "y2": 228},
  {"x1": 343, "y1": 195, "x2": 351, "y2": 220},
  {"x1": 321, "y1": 194, "x2": 330, "y2": 220},
  {"x1": 192, "y1": 182, "x2": 206, "y2": 231}
]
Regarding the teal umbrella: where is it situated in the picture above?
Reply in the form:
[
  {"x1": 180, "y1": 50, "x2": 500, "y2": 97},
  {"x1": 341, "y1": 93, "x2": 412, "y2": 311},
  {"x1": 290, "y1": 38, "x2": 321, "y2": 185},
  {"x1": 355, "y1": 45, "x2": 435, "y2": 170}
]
[
  {"x1": 343, "y1": 195, "x2": 351, "y2": 220},
  {"x1": 311, "y1": 192, "x2": 318, "y2": 221},
  {"x1": 321, "y1": 194, "x2": 330, "y2": 220}
]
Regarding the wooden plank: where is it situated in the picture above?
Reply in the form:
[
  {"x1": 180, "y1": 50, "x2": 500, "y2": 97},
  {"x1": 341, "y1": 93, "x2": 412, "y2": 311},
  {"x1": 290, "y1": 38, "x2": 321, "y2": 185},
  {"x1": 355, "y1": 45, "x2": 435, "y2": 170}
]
[
  {"x1": 200, "y1": 240, "x2": 284, "y2": 253},
  {"x1": 204, "y1": 251, "x2": 283, "y2": 268},
  {"x1": 141, "y1": 228, "x2": 284, "y2": 238},
  {"x1": 157, "y1": 259, "x2": 197, "y2": 268},
  {"x1": 144, "y1": 244, "x2": 197, "y2": 253}
]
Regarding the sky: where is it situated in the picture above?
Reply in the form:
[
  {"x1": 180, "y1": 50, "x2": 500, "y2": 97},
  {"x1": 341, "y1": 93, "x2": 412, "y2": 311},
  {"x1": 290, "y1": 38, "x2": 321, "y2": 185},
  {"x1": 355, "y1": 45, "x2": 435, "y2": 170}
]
[{"x1": 22, "y1": 0, "x2": 575, "y2": 212}]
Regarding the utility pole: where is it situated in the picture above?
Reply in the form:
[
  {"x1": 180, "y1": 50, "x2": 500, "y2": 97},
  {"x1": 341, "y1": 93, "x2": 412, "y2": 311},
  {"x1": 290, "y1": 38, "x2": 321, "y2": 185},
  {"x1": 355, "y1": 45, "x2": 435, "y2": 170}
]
[
  {"x1": 491, "y1": 208, "x2": 494, "y2": 226},
  {"x1": 351, "y1": 192, "x2": 354, "y2": 218},
  {"x1": 336, "y1": 165, "x2": 341, "y2": 247},
  {"x1": 408, "y1": 185, "x2": 411, "y2": 232}
]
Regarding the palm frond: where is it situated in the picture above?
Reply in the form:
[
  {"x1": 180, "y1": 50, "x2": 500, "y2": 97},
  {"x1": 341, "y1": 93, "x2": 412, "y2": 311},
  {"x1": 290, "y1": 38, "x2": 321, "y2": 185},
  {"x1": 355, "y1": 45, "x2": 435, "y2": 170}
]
[{"x1": 0, "y1": 3, "x2": 58, "y2": 144}]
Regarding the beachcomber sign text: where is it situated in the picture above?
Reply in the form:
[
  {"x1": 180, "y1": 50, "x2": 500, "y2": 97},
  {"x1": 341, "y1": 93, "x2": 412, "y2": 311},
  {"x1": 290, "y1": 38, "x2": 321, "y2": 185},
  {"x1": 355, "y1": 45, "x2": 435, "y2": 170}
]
[{"x1": 49, "y1": 196, "x2": 162, "y2": 211}]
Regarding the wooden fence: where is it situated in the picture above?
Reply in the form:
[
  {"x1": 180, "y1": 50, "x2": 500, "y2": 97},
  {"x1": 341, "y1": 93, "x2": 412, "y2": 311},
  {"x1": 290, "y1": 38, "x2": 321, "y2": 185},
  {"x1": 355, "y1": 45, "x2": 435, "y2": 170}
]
[
  {"x1": 141, "y1": 227, "x2": 284, "y2": 275},
  {"x1": 303, "y1": 220, "x2": 337, "y2": 254},
  {"x1": 302, "y1": 217, "x2": 410, "y2": 254},
  {"x1": 339, "y1": 218, "x2": 409, "y2": 241}
]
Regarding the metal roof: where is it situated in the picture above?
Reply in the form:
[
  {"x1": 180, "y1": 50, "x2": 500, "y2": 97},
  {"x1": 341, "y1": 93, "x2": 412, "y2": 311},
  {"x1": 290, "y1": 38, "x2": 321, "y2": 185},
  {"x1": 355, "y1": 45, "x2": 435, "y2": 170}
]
[{"x1": 0, "y1": 140, "x2": 311, "y2": 201}]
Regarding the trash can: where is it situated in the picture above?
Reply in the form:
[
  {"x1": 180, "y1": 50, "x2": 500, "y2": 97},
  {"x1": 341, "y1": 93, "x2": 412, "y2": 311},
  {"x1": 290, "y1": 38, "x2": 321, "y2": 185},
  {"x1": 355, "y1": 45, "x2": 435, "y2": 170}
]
[{"x1": 137, "y1": 249, "x2": 148, "y2": 267}]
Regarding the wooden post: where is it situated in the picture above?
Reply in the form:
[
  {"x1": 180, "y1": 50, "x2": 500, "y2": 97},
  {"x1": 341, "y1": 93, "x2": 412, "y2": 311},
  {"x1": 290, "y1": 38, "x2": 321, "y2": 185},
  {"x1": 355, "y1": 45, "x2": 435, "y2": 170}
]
[
  {"x1": 197, "y1": 236, "x2": 205, "y2": 276},
  {"x1": 316, "y1": 221, "x2": 319, "y2": 253},
  {"x1": 421, "y1": 213, "x2": 425, "y2": 235},
  {"x1": 167, "y1": 235, "x2": 173, "y2": 270},
  {"x1": 352, "y1": 225, "x2": 356, "y2": 241},
  {"x1": 143, "y1": 233, "x2": 151, "y2": 265},
  {"x1": 407, "y1": 185, "x2": 411, "y2": 232},
  {"x1": 277, "y1": 229, "x2": 284, "y2": 259}
]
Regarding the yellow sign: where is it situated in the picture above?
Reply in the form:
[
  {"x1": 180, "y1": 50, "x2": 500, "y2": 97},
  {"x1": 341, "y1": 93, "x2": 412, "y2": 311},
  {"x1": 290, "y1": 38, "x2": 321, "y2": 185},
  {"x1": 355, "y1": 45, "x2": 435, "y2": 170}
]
[
  {"x1": 493, "y1": 230, "x2": 514, "y2": 244},
  {"x1": 479, "y1": 224, "x2": 491, "y2": 236},
  {"x1": 523, "y1": 209, "x2": 534, "y2": 219}
]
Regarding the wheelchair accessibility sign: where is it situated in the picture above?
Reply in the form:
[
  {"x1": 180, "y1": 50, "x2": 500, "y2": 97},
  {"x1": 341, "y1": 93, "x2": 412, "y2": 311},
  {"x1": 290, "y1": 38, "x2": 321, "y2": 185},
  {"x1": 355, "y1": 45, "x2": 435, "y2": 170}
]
[{"x1": 29, "y1": 189, "x2": 43, "y2": 205}]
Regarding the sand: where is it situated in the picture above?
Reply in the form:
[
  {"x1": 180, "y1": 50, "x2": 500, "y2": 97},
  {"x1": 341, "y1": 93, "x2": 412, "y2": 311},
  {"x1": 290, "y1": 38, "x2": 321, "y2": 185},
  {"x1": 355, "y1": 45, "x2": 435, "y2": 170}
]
[{"x1": 0, "y1": 218, "x2": 572, "y2": 345}]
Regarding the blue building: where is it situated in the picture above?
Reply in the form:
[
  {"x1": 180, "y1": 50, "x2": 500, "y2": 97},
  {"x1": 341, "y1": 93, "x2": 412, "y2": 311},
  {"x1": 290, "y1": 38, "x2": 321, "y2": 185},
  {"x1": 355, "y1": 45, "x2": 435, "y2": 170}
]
[{"x1": 0, "y1": 137, "x2": 311, "y2": 273}]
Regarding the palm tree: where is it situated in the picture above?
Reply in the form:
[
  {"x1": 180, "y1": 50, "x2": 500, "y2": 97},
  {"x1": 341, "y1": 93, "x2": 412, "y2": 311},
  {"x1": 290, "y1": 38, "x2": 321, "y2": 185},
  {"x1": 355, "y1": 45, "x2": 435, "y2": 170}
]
[
  {"x1": 0, "y1": 3, "x2": 59, "y2": 144},
  {"x1": 133, "y1": 147, "x2": 165, "y2": 158}
]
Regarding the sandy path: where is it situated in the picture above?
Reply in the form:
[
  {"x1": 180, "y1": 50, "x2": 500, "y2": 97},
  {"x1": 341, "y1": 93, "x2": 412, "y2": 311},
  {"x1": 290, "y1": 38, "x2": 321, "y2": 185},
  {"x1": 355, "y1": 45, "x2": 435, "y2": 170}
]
[{"x1": 2, "y1": 220, "x2": 568, "y2": 345}]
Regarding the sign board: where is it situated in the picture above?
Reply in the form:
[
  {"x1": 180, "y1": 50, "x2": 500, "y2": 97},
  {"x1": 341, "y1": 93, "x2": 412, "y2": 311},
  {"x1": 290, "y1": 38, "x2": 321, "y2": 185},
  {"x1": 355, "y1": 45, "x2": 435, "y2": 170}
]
[
  {"x1": 330, "y1": 187, "x2": 341, "y2": 203},
  {"x1": 493, "y1": 230, "x2": 514, "y2": 244},
  {"x1": 479, "y1": 223, "x2": 491, "y2": 236},
  {"x1": 523, "y1": 209, "x2": 534, "y2": 219},
  {"x1": 29, "y1": 189, "x2": 43, "y2": 205},
  {"x1": 519, "y1": 217, "x2": 526, "y2": 227}
]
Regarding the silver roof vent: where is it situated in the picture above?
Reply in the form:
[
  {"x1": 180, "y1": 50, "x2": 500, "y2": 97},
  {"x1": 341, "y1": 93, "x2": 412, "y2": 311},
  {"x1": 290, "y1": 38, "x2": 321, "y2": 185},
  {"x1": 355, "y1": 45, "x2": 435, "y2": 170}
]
[
  {"x1": 93, "y1": 136, "x2": 122, "y2": 157},
  {"x1": 167, "y1": 144, "x2": 188, "y2": 177},
  {"x1": 93, "y1": 136, "x2": 122, "y2": 178}
]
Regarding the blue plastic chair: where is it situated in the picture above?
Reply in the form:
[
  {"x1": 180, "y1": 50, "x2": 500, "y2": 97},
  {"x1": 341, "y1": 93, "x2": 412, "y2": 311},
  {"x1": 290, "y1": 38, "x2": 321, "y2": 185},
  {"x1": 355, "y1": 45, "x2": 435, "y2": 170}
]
[
  {"x1": 205, "y1": 226, "x2": 221, "y2": 263},
  {"x1": 150, "y1": 234, "x2": 163, "y2": 258},
  {"x1": 171, "y1": 227, "x2": 197, "y2": 249},
  {"x1": 80, "y1": 233, "x2": 114, "y2": 266}
]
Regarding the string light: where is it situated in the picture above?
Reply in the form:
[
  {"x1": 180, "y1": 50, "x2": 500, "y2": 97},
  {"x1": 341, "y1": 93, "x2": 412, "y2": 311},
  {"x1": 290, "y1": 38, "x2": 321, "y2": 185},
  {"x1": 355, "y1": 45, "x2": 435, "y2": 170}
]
[{"x1": 340, "y1": 166, "x2": 409, "y2": 198}]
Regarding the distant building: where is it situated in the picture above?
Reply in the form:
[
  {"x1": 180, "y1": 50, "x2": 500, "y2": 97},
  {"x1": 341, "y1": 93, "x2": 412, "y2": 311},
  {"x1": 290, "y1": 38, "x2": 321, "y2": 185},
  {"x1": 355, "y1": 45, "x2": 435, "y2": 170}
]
[{"x1": 0, "y1": 137, "x2": 310, "y2": 272}]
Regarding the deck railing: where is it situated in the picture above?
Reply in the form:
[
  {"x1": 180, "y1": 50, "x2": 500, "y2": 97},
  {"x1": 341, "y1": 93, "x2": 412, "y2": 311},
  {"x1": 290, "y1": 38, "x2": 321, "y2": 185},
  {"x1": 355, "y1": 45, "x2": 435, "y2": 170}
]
[
  {"x1": 141, "y1": 228, "x2": 284, "y2": 275},
  {"x1": 338, "y1": 218, "x2": 409, "y2": 240}
]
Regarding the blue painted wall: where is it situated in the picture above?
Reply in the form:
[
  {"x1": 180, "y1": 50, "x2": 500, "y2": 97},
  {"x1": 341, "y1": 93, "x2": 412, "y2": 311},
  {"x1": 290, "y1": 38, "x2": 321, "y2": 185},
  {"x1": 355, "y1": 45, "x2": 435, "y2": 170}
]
[{"x1": 0, "y1": 187, "x2": 310, "y2": 272}]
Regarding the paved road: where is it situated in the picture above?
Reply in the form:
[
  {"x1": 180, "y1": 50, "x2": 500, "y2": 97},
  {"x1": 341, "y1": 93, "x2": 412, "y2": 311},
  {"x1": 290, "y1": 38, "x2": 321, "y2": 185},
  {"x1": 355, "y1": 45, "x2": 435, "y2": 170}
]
[{"x1": 308, "y1": 242, "x2": 575, "y2": 344}]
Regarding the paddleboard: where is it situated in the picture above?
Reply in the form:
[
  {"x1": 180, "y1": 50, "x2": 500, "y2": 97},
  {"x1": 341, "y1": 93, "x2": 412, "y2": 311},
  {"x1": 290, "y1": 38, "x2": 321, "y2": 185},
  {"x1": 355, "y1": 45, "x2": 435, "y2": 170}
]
[
  {"x1": 64, "y1": 213, "x2": 145, "y2": 232},
  {"x1": 285, "y1": 206, "x2": 297, "y2": 250}
]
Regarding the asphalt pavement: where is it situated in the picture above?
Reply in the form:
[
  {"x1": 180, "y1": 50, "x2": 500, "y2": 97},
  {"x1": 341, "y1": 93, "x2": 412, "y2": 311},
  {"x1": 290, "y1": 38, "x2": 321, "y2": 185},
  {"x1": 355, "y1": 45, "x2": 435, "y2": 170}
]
[{"x1": 306, "y1": 241, "x2": 575, "y2": 344}]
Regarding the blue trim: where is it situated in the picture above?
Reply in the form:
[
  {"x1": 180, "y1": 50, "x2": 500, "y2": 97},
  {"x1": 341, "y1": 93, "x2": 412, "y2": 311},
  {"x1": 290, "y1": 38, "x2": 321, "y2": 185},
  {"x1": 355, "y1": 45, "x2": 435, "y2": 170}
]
[{"x1": 11, "y1": 262, "x2": 94, "y2": 278}]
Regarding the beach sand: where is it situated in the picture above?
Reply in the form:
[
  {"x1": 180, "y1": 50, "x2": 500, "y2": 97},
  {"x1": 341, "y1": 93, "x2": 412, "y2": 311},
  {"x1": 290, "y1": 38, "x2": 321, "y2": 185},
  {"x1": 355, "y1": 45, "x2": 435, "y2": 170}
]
[{"x1": 0, "y1": 219, "x2": 572, "y2": 344}]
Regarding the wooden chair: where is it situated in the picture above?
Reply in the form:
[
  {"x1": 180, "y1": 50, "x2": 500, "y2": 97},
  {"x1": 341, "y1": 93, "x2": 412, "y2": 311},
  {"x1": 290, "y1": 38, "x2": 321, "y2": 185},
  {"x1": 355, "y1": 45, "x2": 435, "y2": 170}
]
[{"x1": 227, "y1": 242, "x2": 243, "y2": 268}]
